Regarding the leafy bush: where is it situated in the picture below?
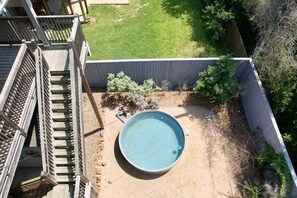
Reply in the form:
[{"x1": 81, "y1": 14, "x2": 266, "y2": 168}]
[
  {"x1": 202, "y1": 0, "x2": 234, "y2": 39},
  {"x1": 193, "y1": 54, "x2": 237, "y2": 101},
  {"x1": 107, "y1": 72, "x2": 160, "y2": 109},
  {"x1": 261, "y1": 67, "x2": 297, "y2": 166},
  {"x1": 264, "y1": 67, "x2": 297, "y2": 114},
  {"x1": 239, "y1": 181, "x2": 263, "y2": 198},
  {"x1": 107, "y1": 71, "x2": 138, "y2": 92},
  {"x1": 257, "y1": 143, "x2": 291, "y2": 198}
]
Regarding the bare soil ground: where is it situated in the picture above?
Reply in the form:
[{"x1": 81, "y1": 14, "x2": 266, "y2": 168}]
[{"x1": 83, "y1": 92, "x2": 257, "y2": 198}]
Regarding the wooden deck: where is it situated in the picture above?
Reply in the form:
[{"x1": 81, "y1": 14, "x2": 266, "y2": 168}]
[
  {"x1": 42, "y1": 47, "x2": 69, "y2": 71},
  {"x1": 0, "y1": 46, "x2": 20, "y2": 94}
]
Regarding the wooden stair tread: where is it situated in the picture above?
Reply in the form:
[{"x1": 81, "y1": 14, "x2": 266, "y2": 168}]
[
  {"x1": 51, "y1": 94, "x2": 71, "y2": 104},
  {"x1": 56, "y1": 175, "x2": 75, "y2": 183},
  {"x1": 51, "y1": 84, "x2": 71, "y2": 94},
  {"x1": 52, "y1": 112, "x2": 71, "y2": 121},
  {"x1": 50, "y1": 76, "x2": 70, "y2": 85},
  {"x1": 53, "y1": 131, "x2": 72, "y2": 139},
  {"x1": 54, "y1": 139, "x2": 73, "y2": 148},
  {"x1": 55, "y1": 157, "x2": 75, "y2": 165},
  {"x1": 52, "y1": 104, "x2": 72, "y2": 113},
  {"x1": 50, "y1": 70, "x2": 70, "y2": 75},
  {"x1": 53, "y1": 122, "x2": 72, "y2": 131},
  {"x1": 51, "y1": 94, "x2": 71, "y2": 101},
  {"x1": 56, "y1": 166, "x2": 75, "y2": 175},
  {"x1": 54, "y1": 149, "x2": 74, "y2": 157}
]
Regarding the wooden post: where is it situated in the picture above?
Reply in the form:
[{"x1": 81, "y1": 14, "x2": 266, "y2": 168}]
[
  {"x1": 80, "y1": 67, "x2": 104, "y2": 129},
  {"x1": 68, "y1": 39, "x2": 104, "y2": 129},
  {"x1": 67, "y1": 0, "x2": 74, "y2": 15},
  {"x1": 83, "y1": 0, "x2": 89, "y2": 14},
  {"x1": 21, "y1": 0, "x2": 50, "y2": 46}
]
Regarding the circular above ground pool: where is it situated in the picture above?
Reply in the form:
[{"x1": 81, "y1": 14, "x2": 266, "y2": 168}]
[{"x1": 119, "y1": 110, "x2": 185, "y2": 174}]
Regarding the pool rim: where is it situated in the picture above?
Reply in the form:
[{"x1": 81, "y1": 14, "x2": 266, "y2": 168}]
[{"x1": 118, "y1": 110, "x2": 186, "y2": 174}]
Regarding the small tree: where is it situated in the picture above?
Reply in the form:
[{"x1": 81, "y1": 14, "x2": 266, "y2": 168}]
[
  {"x1": 193, "y1": 54, "x2": 237, "y2": 101},
  {"x1": 202, "y1": 0, "x2": 234, "y2": 39}
]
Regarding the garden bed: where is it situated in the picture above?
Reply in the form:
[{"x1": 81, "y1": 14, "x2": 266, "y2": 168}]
[{"x1": 83, "y1": 91, "x2": 258, "y2": 197}]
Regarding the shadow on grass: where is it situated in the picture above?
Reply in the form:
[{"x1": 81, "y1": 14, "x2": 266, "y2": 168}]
[
  {"x1": 113, "y1": 134, "x2": 167, "y2": 180},
  {"x1": 161, "y1": 0, "x2": 226, "y2": 55}
]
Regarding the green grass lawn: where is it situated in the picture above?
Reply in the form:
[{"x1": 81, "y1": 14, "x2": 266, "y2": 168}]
[{"x1": 82, "y1": 0, "x2": 226, "y2": 60}]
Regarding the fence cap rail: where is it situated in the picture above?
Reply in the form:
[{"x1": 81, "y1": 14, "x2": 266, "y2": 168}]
[{"x1": 86, "y1": 57, "x2": 252, "y2": 63}]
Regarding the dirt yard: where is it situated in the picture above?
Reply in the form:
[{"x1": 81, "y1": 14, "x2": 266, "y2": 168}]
[{"x1": 83, "y1": 92, "x2": 257, "y2": 198}]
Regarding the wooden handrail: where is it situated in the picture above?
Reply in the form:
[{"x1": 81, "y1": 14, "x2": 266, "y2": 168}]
[
  {"x1": 68, "y1": 39, "x2": 104, "y2": 129},
  {"x1": 0, "y1": 131, "x2": 23, "y2": 196},
  {"x1": 35, "y1": 45, "x2": 56, "y2": 179},
  {"x1": 0, "y1": 41, "x2": 38, "y2": 197},
  {"x1": 0, "y1": 43, "x2": 27, "y2": 110},
  {"x1": 74, "y1": 174, "x2": 97, "y2": 198},
  {"x1": 0, "y1": 111, "x2": 26, "y2": 137}
]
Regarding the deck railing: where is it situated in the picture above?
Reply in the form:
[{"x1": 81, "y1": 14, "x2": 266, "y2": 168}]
[
  {"x1": 0, "y1": 43, "x2": 37, "y2": 197},
  {"x1": 35, "y1": 45, "x2": 57, "y2": 180},
  {"x1": 70, "y1": 16, "x2": 87, "y2": 61},
  {"x1": 69, "y1": 41, "x2": 86, "y2": 177},
  {"x1": 74, "y1": 174, "x2": 98, "y2": 198},
  {"x1": 0, "y1": 15, "x2": 76, "y2": 45}
]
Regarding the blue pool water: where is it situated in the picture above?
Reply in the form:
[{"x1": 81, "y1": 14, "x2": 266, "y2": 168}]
[{"x1": 119, "y1": 111, "x2": 185, "y2": 173}]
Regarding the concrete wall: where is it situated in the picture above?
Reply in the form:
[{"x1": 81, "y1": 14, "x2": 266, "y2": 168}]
[{"x1": 85, "y1": 58, "x2": 297, "y2": 197}]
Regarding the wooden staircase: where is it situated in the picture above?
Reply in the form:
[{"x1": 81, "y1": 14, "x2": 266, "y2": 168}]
[
  {"x1": 50, "y1": 70, "x2": 75, "y2": 184},
  {"x1": 0, "y1": 15, "x2": 101, "y2": 197}
]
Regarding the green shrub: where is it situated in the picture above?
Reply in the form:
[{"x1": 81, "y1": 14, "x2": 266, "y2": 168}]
[
  {"x1": 257, "y1": 143, "x2": 291, "y2": 198},
  {"x1": 202, "y1": 0, "x2": 234, "y2": 39},
  {"x1": 238, "y1": 181, "x2": 263, "y2": 198},
  {"x1": 264, "y1": 67, "x2": 297, "y2": 114},
  {"x1": 193, "y1": 54, "x2": 237, "y2": 101},
  {"x1": 107, "y1": 72, "x2": 160, "y2": 109},
  {"x1": 107, "y1": 71, "x2": 138, "y2": 92}
]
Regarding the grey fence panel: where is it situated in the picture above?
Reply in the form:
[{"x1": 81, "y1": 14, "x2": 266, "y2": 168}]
[
  {"x1": 235, "y1": 59, "x2": 252, "y2": 85},
  {"x1": 85, "y1": 59, "x2": 249, "y2": 88},
  {"x1": 241, "y1": 67, "x2": 283, "y2": 151},
  {"x1": 241, "y1": 62, "x2": 297, "y2": 197}
]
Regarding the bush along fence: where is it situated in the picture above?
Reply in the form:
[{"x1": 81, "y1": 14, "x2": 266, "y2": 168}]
[{"x1": 86, "y1": 58, "x2": 297, "y2": 197}]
